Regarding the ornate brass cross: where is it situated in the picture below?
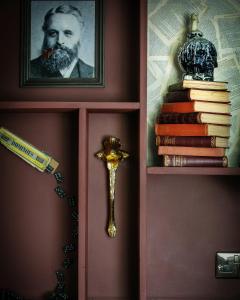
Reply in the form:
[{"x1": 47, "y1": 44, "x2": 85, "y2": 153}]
[{"x1": 96, "y1": 136, "x2": 129, "y2": 238}]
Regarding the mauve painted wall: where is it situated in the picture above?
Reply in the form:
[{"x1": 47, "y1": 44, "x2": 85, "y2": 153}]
[
  {"x1": 0, "y1": 113, "x2": 78, "y2": 299},
  {"x1": 147, "y1": 175, "x2": 240, "y2": 299},
  {"x1": 0, "y1": 0, "x2": 141, "y2": 298},
  {"x1": 0, "y1": 0, "x2": 139, "y2": 102},
  {"x1": 87, "y1": 112, "x2": 139, "y2": 299},
  {"x1": 2, "y1": 1, "x2": 240, "y2": 300}
]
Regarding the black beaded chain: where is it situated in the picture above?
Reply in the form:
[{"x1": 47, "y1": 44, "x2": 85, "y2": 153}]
[{"x1": 0, "y1": 171, "x2": 78, "y2": 300}]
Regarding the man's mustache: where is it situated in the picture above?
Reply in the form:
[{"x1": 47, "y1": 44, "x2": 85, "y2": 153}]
[{"x1": 54, "y1": 44, "x2": 71, "y2": 51}]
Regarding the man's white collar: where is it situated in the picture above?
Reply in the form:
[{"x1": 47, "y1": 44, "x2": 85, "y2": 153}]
[{"x1": 60, "y1": 58, "x2": 78, "y2": 78}]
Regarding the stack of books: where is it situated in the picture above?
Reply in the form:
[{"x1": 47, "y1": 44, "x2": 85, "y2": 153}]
[{"x1": 155, "y1": 80, "x2": 231, "y2": 167}]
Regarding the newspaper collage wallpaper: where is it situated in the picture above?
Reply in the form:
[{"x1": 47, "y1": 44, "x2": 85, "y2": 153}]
[{"x1": 147, "y1": 0, "x2": 240, "y2": 166}]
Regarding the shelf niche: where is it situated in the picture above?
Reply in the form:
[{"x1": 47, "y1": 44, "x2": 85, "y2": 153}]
[
  {"x1": 87, "y1": 112, "x2": 139, "y2": 299},
  {"x1": 147, "y1": 174, "x2": 240, "y2": 299},
  {"x1": 0, "y1": 112, "x2": 78, "y2": 299},
  {"x1": 0, "y1": 0, "x2": 140, "y2": 103}
]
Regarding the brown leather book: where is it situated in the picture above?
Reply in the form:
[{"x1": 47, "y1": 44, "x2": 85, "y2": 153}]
[
  {"x1": 157, "y1": 112, "x2": 231, "y2": 125},
  {"x1": 160, "y1": 155, "x2": 228, "y2": 167},
  {"x1": 161, "y1": 101, "x2": 230, "y2": 114},
  {"x1": 158, "y1": 146, "x2": 225, "y2": 157},
  {"x1": 155, "y1": 136, "x2": 229, "y2": 148},
  {"x1": 168, "y1": 80, "x2": 228, "y2": 91},
  {"x1": 155, "y1": 124, "x2": 230, "y2": 137},
  {"x1": 165, "y1": 89, "x2": 230, "y2": 103}
]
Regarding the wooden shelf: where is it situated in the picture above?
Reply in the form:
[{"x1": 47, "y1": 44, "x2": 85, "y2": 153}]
[
  {"x1": 0, "y1": 0, "x2": 147, "y2": 299},
  {"x1": 2, "y1": 0, "x2": 240, "y2": 299},
  {"x1": 0, "y1": 101, "x2": 140, "y2": 111},
  {"x1": 147, "y1": 166, "x2": 240, "y2": 175}
]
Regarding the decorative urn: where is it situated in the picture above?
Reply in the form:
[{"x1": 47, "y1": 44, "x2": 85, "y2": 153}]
[{"x1": 178, "y1": 14, "x2": 218, "y2": 81}]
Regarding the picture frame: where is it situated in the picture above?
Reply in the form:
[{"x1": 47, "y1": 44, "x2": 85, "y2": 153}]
[
  {"x1": 215, "y1": 251, "x2": 240, "y2": 278},
  {"x1": 21, "y1": 0, "x2": 103, "y2": 87}
]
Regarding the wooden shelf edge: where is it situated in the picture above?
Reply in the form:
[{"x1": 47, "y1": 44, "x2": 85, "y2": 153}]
[
  {"x1": 147, "y1": 166, "x2": 240, "y2": 175},
  {"x1": 146, "y1": 298, "x2": 234, "y2": 300},
  {"x1": 0, "y1": 101, "x2": 140, "y2": 111}
]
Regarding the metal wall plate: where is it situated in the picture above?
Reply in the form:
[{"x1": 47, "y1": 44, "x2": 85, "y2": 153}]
[{"x1": 216, "y1": 252, "x2": 240, "y2": 278}]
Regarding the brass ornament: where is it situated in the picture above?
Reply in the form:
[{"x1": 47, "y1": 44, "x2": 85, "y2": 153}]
[{"x1": 96, "y1": 136, "x2": 130, "y2": 238}]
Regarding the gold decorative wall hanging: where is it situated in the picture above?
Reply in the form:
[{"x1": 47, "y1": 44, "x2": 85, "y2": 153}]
[{"x1": 96, "y1": 136, "x2": 129, "y2": 238}]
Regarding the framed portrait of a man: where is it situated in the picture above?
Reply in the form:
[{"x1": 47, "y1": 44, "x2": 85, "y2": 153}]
[{"x1": 21, "y1": 0, "x2": 103, "y2": 87}]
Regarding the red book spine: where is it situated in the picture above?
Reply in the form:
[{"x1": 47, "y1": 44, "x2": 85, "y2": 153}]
[
  {"x1": 155, "y1": 123, "x2": 208, "y2": 136},
  {"x1": 157, "y1": 112, "x2": 200, "y2": 124},
  {"x1": 161, "y1": 102, "x2": 194, "y2": 113},
  {"x1": 157, "y1": 146, "x2": 225, "y2": 157},
  {"x1": 161, "y1": 155, "x2": 228, "y2": 167},
  {"x1": 156, "y1": 136, "x2": 217, "y2": 147}
]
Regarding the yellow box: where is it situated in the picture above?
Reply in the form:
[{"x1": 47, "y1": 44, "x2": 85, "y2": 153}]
[{"x1": 0, "y1": 127, "x2": 59, "y2": 174}]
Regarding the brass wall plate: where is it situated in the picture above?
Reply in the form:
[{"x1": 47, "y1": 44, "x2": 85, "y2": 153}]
[{"x1": 216, "y1": 252, "x2": 240, "y2": 278}]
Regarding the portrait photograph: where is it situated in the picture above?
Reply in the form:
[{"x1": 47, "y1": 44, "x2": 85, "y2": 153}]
[{"x1": 21, "y1": 0, "x2": 103, "y2": 87}]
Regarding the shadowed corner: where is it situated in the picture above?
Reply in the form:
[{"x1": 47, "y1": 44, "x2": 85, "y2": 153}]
[{"x1": 148, "y1": 119, "x2": 159, "y2": 167}]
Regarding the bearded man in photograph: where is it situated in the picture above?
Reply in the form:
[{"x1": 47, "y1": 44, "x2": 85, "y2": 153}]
[{"x1": 30, "y1": 4, "x2": 94, "y2": 78}]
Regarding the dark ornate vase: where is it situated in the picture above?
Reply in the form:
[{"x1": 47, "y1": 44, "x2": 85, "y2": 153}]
[{"x1": 178, "y1": 14, "x2": 218, "y2": 81}]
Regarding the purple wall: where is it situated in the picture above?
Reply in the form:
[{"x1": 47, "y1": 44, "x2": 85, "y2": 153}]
[
  {"x1": 0, "y1": 1, "x2": 139, "y2": 102},
  {"x1": 147, "y1": 175, "x2": 240, "y2": 299},
  {"x1": 0, "y1": 113, "x2": 78, "y2": 299}
]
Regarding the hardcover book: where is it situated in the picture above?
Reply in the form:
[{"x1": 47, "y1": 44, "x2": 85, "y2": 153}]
[
  {"x1": 155, "y1": 136, "x2": 229, "y2": 148},
  {"x1": 155, "y1": 124, "x2": 230, "y2": 137},
  {"x1": 168, "y1": 80, "x2": 228, "y2": 91},
  {"x1": 160, "y1": 155, "x2": 228, "y2": 167},
  {"x1": 157, "y1": 146, "x2": 225, "y2": 157},
  {"x1": 165, "y1": 89, "x2": 230, "y2": 103},
  {"x1": 157, "y1": 112, "x2": 231, "y2": 125},
  {"x1": 161, "y1": 101, "x2": 230, "y2": 114}
]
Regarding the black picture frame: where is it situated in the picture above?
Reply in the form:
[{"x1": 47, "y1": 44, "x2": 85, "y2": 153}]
[
  {"x1": 21, "y1": 0, "x2": 103, "y2": 87},
  {"x1": 215, "y1": 251, "x2": 240, "y2": 279}
]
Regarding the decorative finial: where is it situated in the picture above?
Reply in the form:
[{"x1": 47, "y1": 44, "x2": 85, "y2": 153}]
[{"x1": 191, "y1": 13, "x2": 199, "y2": 32}]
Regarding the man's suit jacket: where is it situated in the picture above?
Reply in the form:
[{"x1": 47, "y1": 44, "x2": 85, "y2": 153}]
[{"x1": 30, "y1": 56, "x2": 94, "y2": 78}]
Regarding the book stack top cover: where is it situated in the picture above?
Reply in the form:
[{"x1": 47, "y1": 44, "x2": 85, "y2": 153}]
[{"x1": 155, "y1": 80, "x2": 230, "y2": 167}]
